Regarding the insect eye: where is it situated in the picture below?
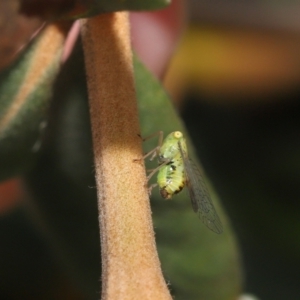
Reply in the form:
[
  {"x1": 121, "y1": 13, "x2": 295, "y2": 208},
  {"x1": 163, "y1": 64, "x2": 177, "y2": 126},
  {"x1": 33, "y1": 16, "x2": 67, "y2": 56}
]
[{"x1": 173, "y1": 131, "x2": 182, "y2": 139}]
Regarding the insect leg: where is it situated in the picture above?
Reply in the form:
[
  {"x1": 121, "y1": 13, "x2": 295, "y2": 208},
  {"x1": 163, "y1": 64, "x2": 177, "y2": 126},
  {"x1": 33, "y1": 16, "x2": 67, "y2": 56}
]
[
  {"x1": 140, "y1": 130, "x2": 164, "y2": 144},
  {"x1": 146, "y1": 159, "x2": 170, "y2": 182},
  {"x1": 148, "y1": 183, "x2": 158, "y2": 196},
  {"x1": 143, "y1": 146, "x2": 160, "y2": 160},
  {"x1": 136, "y1": 131, "x2": 164, "y2": 162},
  {"x1": 133, "y1": 145, "x2": 160, "y2": 163}
]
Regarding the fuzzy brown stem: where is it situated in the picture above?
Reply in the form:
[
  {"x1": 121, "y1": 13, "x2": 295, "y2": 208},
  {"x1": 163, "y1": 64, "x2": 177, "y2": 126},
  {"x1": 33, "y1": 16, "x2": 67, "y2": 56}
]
[{"x1": 80, "y1": 13, "x2": 172, "y2": 300}]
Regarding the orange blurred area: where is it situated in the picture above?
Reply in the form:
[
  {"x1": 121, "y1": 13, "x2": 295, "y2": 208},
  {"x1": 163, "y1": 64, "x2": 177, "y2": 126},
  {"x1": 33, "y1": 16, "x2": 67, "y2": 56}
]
[
  {"x1": 164, "y1": 25, "x2": 300, "y2": 104},
  {"x1": 0, "y1": 178, "x2": 23, "y2": 214}
]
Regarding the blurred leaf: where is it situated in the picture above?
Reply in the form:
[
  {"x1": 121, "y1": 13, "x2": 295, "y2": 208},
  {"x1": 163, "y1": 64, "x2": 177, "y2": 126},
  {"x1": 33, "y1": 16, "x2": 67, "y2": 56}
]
[
  {"x1": 25, "y1": 41, "x2": 100, "y2": 299},
  {"x1": 20, "y1": 0, "x2": 170, "y2": 20},
  {"x1": 0, "y1": 23, "x2": 68, "y2": 181},
  {"x1": 0, "y1": 0, "x2": 43, "y2": 70},
  {"x1": 134, "y1": 56, "x2": 242, "y2": 300},
  {"x1": 66, "y1": 0, "x2": 170, "y2": 19},
  {"x1": 20, "y1": 0, "x2": 75, "y2": 19}
]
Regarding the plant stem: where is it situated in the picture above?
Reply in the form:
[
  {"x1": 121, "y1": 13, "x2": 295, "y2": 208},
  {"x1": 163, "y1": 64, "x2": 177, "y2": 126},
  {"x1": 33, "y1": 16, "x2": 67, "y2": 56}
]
[{"x1": 80, "y1": 12, "x2": 172, "y2": 300}]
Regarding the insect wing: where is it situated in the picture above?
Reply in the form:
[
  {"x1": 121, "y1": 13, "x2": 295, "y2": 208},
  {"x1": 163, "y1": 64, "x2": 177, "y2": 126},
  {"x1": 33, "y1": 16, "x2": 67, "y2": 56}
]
[{"x1": 178, "y1": 141, "x2": 223, "y2": 234}]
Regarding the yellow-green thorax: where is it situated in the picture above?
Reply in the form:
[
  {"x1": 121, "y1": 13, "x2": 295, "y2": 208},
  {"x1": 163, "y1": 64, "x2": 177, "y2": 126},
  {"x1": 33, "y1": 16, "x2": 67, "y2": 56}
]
[{"x1": 157, "y1": 131, "x2": 188, "y2": 199}]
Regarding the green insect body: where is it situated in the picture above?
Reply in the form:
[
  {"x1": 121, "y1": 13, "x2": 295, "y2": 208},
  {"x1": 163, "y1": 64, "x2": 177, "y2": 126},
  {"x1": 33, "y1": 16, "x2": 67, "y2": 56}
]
[
  {"x1": 157, "y1": 157, "x2": 185, "y2": 199},
  {"x1": 157, "y1": 131, "x2": 187, "y2": 199},
  {"x1": 145, "y1": 131, "x2": 223, "y2": 234}
]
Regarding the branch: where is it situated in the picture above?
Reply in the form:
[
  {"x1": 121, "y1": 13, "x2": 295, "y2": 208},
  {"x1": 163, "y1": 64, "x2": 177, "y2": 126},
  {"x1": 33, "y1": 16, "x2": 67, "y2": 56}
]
[{"x1": 80, "y1": 12, "x2": 172, "y2": 300}]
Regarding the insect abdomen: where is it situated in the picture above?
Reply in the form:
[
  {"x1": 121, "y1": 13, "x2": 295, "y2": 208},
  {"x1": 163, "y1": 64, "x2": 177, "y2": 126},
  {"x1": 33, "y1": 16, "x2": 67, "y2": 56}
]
[{"x1": 157, "y1": 163, "x2": 185, "y2": 199}]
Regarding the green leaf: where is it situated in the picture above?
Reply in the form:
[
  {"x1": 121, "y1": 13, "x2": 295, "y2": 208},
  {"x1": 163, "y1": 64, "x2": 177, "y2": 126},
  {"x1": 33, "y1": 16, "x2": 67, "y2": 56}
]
[{"x1": 134, "y1": 55, "x2": 242, "y2": 300}]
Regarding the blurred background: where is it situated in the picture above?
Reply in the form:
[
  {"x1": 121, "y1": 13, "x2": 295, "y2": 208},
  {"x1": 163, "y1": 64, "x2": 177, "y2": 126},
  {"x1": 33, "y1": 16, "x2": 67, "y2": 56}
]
[
  {"x1": 164, "y1": 1, "x2": 300, "y2": 299},
  {"x1": 1, "y1": 0, "x2": 300, "y2": 299}
]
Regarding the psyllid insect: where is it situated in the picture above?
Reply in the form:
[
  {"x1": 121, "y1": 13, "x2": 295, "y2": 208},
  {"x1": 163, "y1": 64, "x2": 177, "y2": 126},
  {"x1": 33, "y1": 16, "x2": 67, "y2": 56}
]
[{"x1": 142, "y1": 131, "x2": 223, "y2": 234}]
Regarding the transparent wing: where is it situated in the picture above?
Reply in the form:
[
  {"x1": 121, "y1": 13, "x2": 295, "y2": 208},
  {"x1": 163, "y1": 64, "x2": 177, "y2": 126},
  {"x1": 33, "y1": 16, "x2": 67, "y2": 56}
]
[{"x1": 178, "y1": 141, "x2": 223, "y2": 234}]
